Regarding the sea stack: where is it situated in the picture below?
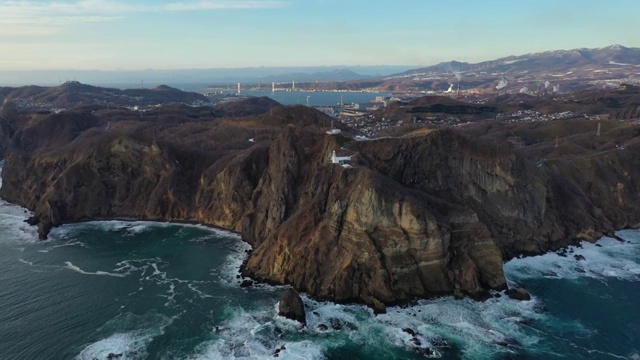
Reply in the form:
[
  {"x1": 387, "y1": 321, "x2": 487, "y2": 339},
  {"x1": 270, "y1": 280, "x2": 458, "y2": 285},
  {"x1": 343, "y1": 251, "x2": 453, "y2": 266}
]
[{"x1": 278, "y1": 289, "x2": 306, "y2": 325}]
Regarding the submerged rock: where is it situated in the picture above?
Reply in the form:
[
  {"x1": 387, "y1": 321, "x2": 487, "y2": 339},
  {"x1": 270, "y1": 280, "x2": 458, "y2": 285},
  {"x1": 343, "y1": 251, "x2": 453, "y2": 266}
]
[
  {"x1": 453, "y1": 288, "x2": 465, "y2": 300},
  {"x1": 402, "y1": 328, "x2": 416, "y2": 336},
  {"x1": 368, "y1": 296, "x2": 387, "y2": 314},
  {"x1": 506, "y1": 287, "x2": 531, "y2": 301},
  {"x1": 278, "y1": 289, "x2": 306, "y2": 325},
  {"x1": 273, "y1": 345, "x2": 286, "y2": 357},
  {"x1": 416, "y1": 347, "x2": 436, "y2": 357},
  {"x1": 330, "y1": 318, "x2": 343, "y2": 331},
  {"x1": 25, "y1": 215, "x2": 39, "y2": 226},
  {"x1": 328, "y1": 318, "x2": 358, "y2": 331},
  {"x1": 240, "y1": 279, "x2": 254, "y2": 288}
]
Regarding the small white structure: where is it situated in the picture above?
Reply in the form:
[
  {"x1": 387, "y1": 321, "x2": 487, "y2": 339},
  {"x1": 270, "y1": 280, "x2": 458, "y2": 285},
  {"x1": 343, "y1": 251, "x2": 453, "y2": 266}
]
[{"x1": 331, "y1": 150, "x2": 351, "y2": 164}]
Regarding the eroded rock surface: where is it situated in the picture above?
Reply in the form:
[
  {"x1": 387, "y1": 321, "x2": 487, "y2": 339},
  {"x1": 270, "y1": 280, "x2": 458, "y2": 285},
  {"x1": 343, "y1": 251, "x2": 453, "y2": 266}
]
[
  {"x1": 278, "y1": 289, "x2": 306, "y2": 325},
  {"x1": 1, "y1": 105, "x2": 639, "y2": 308}
]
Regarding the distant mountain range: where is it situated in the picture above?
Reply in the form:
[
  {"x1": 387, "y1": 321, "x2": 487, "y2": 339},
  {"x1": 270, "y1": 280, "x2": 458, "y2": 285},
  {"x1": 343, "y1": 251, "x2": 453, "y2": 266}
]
[
  {"x1": 401, "y1": 44, "x2": 640, "y2": 76},
  {"x1": 292, "y1": 45, "x2": 640, "y2": 93},
  {"x1": 2, "y1": 45, "x2": 639, "y2": 94}
]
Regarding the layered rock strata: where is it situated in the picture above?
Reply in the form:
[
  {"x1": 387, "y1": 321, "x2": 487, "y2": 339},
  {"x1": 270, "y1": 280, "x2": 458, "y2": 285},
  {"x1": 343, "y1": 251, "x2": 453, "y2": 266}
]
[{"x1": 2, "y1": 107, "x2": 639, "y2": 309}]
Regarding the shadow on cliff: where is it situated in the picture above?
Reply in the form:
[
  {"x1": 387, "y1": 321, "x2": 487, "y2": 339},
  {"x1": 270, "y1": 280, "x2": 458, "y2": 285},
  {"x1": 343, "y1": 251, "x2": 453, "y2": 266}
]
[{"x1": 1, "y1": 101, "x2": 639, "y2": 311}]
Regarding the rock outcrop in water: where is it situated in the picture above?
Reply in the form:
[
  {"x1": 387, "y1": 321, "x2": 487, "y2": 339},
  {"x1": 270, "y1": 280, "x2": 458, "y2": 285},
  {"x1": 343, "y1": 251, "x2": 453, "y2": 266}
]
[
  {"x1": 1, "y1": 102, "x2": 639, "y2": 309},
  {"x1": 278, "y1": 289, "x2": 306, "y2": 325},
  {"x1": 506, "y1": 288, "x2": 531, "y2": 301}
]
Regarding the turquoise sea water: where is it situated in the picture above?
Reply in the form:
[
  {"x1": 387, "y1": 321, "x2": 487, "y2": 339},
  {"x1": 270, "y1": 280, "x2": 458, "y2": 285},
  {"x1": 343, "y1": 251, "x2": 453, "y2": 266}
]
[{"x1": 0, "y1": 195, "x2": 638, "y2": 359}]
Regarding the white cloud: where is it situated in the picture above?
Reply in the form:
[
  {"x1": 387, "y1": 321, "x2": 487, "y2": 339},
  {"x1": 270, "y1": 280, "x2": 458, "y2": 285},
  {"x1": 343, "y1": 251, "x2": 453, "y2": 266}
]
[
  {"x1": 163, "y1": 1, "x2": 287, "y2": 11},
  {"x1": 0, "y1": 0, "x2": 286, "y2": 36}
]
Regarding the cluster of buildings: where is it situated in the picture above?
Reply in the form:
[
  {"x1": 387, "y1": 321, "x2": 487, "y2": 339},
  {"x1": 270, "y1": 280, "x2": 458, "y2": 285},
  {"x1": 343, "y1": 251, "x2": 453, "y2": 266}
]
[
  {"x1": 2, "y1": 98, "x2": 66, "y2": 112},
  {"x1": 500, "y1": 110, "x2": 577, "y2": 123},
  {"x1": 338, "y1": 114, "x2": 394, "y2": 136},
  {"x1": 336, "y1": 110, "x2": 465, "y2": 137}
]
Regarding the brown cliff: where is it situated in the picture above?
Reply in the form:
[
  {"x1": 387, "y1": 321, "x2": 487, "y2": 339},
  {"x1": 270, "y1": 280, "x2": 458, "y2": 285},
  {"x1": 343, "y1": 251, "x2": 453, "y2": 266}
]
[{"x1": 1, "y1": 105, "x2": 639, "y2": 310}]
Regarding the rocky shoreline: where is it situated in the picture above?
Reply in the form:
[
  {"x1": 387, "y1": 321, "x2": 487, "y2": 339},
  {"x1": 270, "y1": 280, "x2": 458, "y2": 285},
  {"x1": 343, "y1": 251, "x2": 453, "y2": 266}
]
[{"x1": 1, "y1": 103, "x2": 639, "y2": 310}]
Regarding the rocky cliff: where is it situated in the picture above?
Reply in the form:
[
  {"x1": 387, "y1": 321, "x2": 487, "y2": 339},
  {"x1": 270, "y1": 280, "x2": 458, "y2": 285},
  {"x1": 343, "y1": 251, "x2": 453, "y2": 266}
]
[{"x1": 1, "y1": 105, "x2": 639, "y2": 310}]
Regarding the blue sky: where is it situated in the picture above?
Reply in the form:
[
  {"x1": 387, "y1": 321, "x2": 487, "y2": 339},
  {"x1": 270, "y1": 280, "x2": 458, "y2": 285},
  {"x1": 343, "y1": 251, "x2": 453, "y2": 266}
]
[{"x1": 1, "y1": 0, "x2": 639, "y2": 70}]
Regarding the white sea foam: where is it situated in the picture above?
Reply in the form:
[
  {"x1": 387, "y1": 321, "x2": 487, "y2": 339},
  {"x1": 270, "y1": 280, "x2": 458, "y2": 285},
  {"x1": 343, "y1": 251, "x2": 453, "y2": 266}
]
[
  {"x1": 4, "y1": 179, "x2": 635, "y2": 360},
  {"x1": 185, "y1": 288, "x2": 562, "y2": 360},
  {"x1": 75, "y1": 331, "x2": 151, "y2": 360},
  {"x1": 18, "y1": 258, "x2": 34, "y2": 266},
  {"x1": 51, "y1": 240, "x2": 91, "y2": 249},
  {"x1": 49, "y1": 221, "x2": 171, "y2": 239},
  {"x1": 51, "y1": 220, "x2": 242, "y2": 242},
  {"x1": 217, "y1": 238, "x2": 252, "y2": 286},
  {"x1": 375, "y1": 297, "x2": 546, "y2": 358},
  {"x1": 77, "y1": 312, "x2": 175, "y2": 360},
  {"x1": 125, "y1": 223, "x2": 155, "y2": 235},
  {"x1": 110, "y1": 256, "x2": 223, "y2": 306},
  {"x1": 0, "y1": 164, "x2": 41, "y2": 244},
  {"x1": 304, "y1": 294, "x2": 554, "y2": 359},
  {"x1": 199, "y1": 234, "x2": 640, "y2": 359},
  {"x1": 188, "y1": 306, "x2": 325, "y2": 360},
  {"x1": 0, "y1": 199, "x2": 38, "y2": 244},
  {"x1": 504, "y1": 232, "x2": 640, "y2": 282},
  {"x1": 64, "y1": 261, "x2": 129, "y2": 278},
  {"x1": 187, "y1": 283, "x2": 215, "y2": 299}
]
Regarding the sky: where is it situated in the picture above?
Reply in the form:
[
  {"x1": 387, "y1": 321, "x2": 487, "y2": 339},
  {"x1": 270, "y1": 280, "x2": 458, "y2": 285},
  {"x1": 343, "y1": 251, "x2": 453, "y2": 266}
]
[{"x1": 1, "y1": 0, "x2": 639, "y2": 71}]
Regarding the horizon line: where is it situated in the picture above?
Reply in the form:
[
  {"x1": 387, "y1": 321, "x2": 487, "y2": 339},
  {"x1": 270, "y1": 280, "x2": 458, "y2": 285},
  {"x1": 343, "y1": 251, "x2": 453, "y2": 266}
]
[{"x1": 0, "y1": 42, "x2": 635, "y2": 73}]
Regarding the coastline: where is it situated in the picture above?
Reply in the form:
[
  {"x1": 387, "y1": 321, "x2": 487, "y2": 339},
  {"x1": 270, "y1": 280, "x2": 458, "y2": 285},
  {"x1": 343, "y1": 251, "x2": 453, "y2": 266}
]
[
  {"x1": 16, "y1": 208, "x2": 640, "y2": 310},
  {"x1": 3, "y1": 176, "x2": 639, "y2": 360},
  {"x1": 2, "y1": 110, "x2": 639, "y2": 313}
]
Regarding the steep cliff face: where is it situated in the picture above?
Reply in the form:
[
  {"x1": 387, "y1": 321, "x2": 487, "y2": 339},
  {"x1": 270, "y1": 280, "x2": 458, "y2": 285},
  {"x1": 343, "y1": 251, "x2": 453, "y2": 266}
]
[
  {"x1": 356, "y1": 130, "x2": 640, "y2": 257},
  {"x1": 243, "y1": 127, "x2": 506, "y2": 307},
  {"x1": 2, "y1": 107, "x2": 639, "y2": 309}
]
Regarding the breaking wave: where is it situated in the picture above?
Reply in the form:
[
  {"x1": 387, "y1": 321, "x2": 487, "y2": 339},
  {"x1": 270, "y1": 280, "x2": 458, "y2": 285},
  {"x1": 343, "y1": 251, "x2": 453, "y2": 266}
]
[
  {"x1": 189, "y1": 230, "x2": 640, "y2": 360},
  {"x1": 4, "y1": 209, "x2": 638, "y2": 359},
  {"x1": 75, "y1": 312, "x2": 174, "y2": 360},
  {"x1": 505, "y1": 231, "x2": 640, "y2": 283}
]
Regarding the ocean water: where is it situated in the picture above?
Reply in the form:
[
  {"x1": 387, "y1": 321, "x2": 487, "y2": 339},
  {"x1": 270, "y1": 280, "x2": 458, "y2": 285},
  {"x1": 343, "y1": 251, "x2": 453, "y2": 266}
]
[
  {"x1": 236, "y1": 90, "x2": 386, "y2": 107},
  {"x1": 98, "y1": 83, "x2": 388, "y2": 107},
  {"x1": 206, "y1": 89, "x2": 387, "y2": 107},
  {"x1": 0, "y1": 199, "x2": 639, "y2": 359}
]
